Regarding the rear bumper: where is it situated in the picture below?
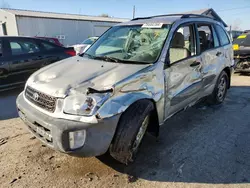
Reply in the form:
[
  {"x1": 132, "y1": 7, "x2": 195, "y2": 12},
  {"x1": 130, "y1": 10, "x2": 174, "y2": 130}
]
[{"x1": 16, "y1": 92, "x2": 120, "y2": 157}]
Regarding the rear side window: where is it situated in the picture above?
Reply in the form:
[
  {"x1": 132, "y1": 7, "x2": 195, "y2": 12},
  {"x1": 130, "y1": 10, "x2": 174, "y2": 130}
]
[
  {"x1": 197, "y1": 24, "x2": 215, "y2": 52},
  {"x1": 212, "y1": 27, "x2": 220, "y2": 48},
  {"x1": 41, "y1": 42, "x2": 57, "y2": 50},
  {"x1": 10, "y1": 40, "x2": 40, "y2": 56},
  {"x1": 215, "y1": 25, "x2": 230, "y2": 46}
]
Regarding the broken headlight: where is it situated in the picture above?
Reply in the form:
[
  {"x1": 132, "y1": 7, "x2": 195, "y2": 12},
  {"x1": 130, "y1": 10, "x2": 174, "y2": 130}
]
[{"x1": 63, "y1": 94, "x2": 109, "y2": 116}]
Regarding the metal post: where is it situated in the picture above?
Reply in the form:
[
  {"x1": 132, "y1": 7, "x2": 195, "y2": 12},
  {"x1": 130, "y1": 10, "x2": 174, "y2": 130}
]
[{"x1": 133, "y1": 6, "x2": 135, "y2": 19}]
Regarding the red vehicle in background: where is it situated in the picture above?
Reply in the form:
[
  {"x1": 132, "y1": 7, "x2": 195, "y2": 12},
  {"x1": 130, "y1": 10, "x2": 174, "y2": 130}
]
[{"x1": 36, "y1": 37, "x2": 64, "y2": 47}]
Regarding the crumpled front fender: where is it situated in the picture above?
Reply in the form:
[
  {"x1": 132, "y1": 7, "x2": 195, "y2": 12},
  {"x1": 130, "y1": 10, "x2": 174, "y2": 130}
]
[{"x1": 96, "y1": 62, "x2": 165, "y2": 124}]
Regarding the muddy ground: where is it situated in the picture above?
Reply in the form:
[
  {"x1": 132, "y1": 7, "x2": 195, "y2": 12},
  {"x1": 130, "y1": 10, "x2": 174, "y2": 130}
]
[{"x1": 0, "y1": 74, "x2": 250, "y2": 188}]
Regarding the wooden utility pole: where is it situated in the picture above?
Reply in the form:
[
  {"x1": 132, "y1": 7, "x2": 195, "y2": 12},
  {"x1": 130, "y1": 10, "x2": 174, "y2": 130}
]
[{"x1": 133, "y1": 6, "x2": 135, "y2": 19}]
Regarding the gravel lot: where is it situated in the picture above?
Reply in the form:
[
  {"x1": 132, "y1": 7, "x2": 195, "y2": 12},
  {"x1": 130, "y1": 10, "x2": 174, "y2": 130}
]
[{"x1": 0, "y1": 74, "x2": 250, "y2": 188}]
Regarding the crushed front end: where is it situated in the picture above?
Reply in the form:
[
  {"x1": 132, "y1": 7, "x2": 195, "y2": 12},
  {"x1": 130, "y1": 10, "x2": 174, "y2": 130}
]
[{"x1": 16, "y1": 86, "x2": 121, "y2": 157}]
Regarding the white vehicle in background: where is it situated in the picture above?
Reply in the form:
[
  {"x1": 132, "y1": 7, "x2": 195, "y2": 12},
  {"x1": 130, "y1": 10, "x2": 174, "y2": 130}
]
[{"x1": 73, "y1": 37, "x2": 98, "y2": 55}]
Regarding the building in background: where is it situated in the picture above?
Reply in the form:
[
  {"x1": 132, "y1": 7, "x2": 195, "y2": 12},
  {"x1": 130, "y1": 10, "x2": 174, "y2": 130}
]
[
  {"x1": 0, "y1": 8, "x2": 227, "y2": 45},
  {"x1": 181, "y1": 8, "x2": 227, "y2": 27},
  {"x1": 0, "y1": 9, "x2": 128, "y2": 46}
]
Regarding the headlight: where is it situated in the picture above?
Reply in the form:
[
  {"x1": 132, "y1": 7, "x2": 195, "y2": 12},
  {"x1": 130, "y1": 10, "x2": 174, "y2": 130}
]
[{"x1": 63, "y1": 93, "x2": 109, "y2": 116}]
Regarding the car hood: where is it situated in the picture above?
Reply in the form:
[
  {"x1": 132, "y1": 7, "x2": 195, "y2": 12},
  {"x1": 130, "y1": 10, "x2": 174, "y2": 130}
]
[{"x1": 27, "y1": 56, "x2": 150, "y2": 98}]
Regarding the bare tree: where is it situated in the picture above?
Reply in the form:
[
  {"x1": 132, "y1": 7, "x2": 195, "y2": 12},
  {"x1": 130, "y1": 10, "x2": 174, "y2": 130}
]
[
  {"x1": 231, "y1": 18, "x2": 242, "y2": 31},
  {"x1": 99, "y1": 13, "x2": 110, "y2": 17},
  {"x1": 0, "y1": 0, "x2": 10, "y2": 8}
]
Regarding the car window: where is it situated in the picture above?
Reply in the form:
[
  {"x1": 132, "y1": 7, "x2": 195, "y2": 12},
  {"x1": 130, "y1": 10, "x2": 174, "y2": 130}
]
[
  {"x1": 48, "y1": 39, "x2": 56, "y2": 44},
  {"x1": 212, "y1": 26, "x2": 220, "y2": 48},
  {"x1": 169, "y1": 25, "x2": 196, "y2": 64},
  {"x1": 10, "y1": 40, "x2": 40, "y2": 56},
  {"x1": 197, "y1": 24, "x2": 215, "y2": 53},
  {"x1": 215, "y1": 25, "x2": 230, "y2": 46},
  {"x1": 41, "y1": 42, "x2": 56, "y2": 50},
  {"x1": 82, "y1": 38, "x2": 96, "y2": 45}
]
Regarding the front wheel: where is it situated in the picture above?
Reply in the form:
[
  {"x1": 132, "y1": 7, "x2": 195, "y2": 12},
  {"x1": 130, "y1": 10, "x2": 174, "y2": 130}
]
[
  {"x1": 109, "y1": 100, "x2": 154, "y2": 165},
  {"x1": 208, "y1": 71, "x2": 229, "y2": 105}
]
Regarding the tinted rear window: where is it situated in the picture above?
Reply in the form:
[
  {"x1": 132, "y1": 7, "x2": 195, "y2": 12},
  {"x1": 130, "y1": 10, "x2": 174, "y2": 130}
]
[
  {"x1": 233, "y1": 34, "x2": 250, "y2": 46},
  {"x1": 215, "y1": 25, "x2": 230, "y2": 46},
  {"x1": 41, "y1": 42, "x2": 59, "y2": 50}
]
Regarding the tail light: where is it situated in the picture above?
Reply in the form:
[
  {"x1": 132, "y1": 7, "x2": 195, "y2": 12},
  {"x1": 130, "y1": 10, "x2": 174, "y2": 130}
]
[{"x1": 65, "y1": 49, "x2": 76, "y2": 56}]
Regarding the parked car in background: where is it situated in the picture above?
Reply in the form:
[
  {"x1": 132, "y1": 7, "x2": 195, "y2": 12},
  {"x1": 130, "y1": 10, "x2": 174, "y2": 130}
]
[
  {"x1": 73, "y1": 37, "x2": 98, "y2": 55},
  {"x1": 36, "y1": 37, "x2": 64, "y2": 46},
  {"x1": 17, "y1": 14, "x2": 233, "y2": 165},
  {"x1": 0, "y1": 36, "x2": 76, "y2": 91},
  {"x1": 233, "y1": 32, "x2": 250, "y2": 72},
  {"x1": 228, "y1": 30, "x2": 243, "y2": 41}
]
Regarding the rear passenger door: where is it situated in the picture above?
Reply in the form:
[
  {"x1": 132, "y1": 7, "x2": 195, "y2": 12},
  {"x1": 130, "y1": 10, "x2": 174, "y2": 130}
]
[
  {"x1": 196, "y1": 23, "x2": 224, "y2": 97},
  {"x1": 164, "y1": 24, "x2": 203, "y2": 117},
  {"x1": 5, "y1": 38, "x2": 44, "y2": 85},
  {"x1": 214, "y1": 24, "x2": 233, "y2": 68}
]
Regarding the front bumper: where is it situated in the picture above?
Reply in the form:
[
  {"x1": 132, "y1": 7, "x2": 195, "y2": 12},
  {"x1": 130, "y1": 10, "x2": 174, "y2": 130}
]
[{"x1": 16, "y1": 92, "x2": 120, "y2": 157}]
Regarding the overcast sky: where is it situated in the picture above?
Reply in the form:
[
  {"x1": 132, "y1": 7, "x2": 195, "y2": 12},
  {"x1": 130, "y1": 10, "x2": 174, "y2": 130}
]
[{"x1": 2, "y1": 0, "x2": 250, "y2": 30}]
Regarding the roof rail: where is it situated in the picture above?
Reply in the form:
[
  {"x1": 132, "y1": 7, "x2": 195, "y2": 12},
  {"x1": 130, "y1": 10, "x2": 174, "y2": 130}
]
[
  {"x1": 181, "y1": 14, "x2": 214, "y2": 19},
  {"x1": 131, "y1": 13, "x2": 215, "y2": 21}
]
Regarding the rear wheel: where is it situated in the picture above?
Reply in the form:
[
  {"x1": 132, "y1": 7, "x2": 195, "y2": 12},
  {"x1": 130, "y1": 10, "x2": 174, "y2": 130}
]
[
  {"x1": 109, "y1": 100, "x2": 154, "y2": 165},
  {"x1": 208, "y1": 71, "x2": 229, "y2": 105}
]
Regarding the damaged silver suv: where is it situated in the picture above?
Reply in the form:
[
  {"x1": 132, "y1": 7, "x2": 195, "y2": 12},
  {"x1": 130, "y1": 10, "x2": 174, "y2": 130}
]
[{"x1": 17, "y1": 14, "x2": 234, "y2": 164}]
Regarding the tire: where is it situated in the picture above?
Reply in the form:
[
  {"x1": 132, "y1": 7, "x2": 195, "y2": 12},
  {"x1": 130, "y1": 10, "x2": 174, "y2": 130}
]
[
  {"x1": 109, "y1": 99, "x2": 154, "y2": 165},
  {"x1": 207, "y1": 71, "x2": 229, "y2": 105}
]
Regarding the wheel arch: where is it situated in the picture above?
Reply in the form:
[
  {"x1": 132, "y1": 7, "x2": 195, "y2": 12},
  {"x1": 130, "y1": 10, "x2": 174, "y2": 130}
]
[
  {"x1": 98, "y1": 95, "x2": 160, "y2": 137},
  {"x1": 223, "y1": 67, "x2": 231, "y2": 89}
]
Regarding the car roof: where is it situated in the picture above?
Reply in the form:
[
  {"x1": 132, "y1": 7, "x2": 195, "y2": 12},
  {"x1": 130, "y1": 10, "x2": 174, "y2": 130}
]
[
  {"x1": 0, "y1": 36, "x2": 38, "y2": 39},
  {"x1": 116, "y1": 14, "x2": 222, "y2": 27},
  {"x1": 36, "y1": 37, "x2": 59, "y2": 40}
]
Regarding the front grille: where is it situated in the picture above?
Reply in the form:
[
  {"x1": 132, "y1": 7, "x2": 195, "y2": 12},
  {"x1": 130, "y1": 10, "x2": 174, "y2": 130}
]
[{"x1": 25, "y1": 86, "x2": 57, "y2": 112}]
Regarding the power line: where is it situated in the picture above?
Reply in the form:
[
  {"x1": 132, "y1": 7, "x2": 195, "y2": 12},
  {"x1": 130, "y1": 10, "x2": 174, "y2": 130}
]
[{"x1": 218, "y1": 6, "x2": 250, "y2": 12}]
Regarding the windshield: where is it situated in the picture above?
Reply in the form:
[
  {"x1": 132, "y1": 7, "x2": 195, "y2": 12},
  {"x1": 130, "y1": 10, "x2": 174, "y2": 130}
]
[
  {"x1": 84, "y1": 24, "x2": 171, "y2": 64},
  {"x1": 82, "y1": 38, "x2": 97, "y2": 45}
]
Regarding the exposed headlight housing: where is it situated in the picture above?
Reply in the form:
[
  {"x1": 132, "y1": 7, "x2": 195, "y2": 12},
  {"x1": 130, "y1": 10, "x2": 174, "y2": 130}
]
[{"x1": 63, "y1": 93, "x2": 110, "y2": 116}]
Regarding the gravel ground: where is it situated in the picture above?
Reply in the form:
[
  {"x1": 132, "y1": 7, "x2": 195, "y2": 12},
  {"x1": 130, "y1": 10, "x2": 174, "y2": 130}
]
[{"x1": 0, "y1": 74, "x2": 250, "y2": 188}]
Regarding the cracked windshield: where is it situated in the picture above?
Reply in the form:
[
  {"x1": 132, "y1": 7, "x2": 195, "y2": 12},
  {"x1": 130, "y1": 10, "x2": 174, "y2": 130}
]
[{"x1": 85, "y1": 24, "x2": 170, "y2": 63}]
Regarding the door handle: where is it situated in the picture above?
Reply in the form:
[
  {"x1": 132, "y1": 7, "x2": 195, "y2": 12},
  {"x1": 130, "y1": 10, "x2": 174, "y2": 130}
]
[
  {"x1": 190, "y1": 61, "x2": 201, "y2": 67},
  {"x1": 216, "y1": 52, "x2": 222, "y2": 56}
]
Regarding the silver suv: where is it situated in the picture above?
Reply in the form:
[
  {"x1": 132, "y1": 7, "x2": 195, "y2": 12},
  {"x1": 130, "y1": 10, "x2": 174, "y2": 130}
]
[{"x1": 16, "y1": 14, "x2": 234, "y2": 164}]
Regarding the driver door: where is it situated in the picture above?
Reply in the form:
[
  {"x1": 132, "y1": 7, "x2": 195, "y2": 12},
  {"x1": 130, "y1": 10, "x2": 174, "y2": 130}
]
[{"x1": 164, "y1": 23, "x2": 203, "y2": 118}]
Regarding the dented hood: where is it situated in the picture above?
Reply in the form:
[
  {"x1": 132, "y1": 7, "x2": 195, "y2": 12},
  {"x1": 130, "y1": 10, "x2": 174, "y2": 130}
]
[{"x1": 27, "y1": 56, "x2": 149, "y2": 97}]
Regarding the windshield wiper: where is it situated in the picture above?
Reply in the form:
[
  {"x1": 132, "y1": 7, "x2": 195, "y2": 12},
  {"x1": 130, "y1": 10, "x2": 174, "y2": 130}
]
[
  {"x1": 82, "y1": 53, "x2": 96, "y2": 59},
  {"x1": 82, "y1": 53, "x2": 119, "y2": 62},
  {"x1": 94, "y1": 56, "x2": 121, "y2": 63},
  {"x1": 83, "y1": 53, "x2": 149, "y2": 64}
]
